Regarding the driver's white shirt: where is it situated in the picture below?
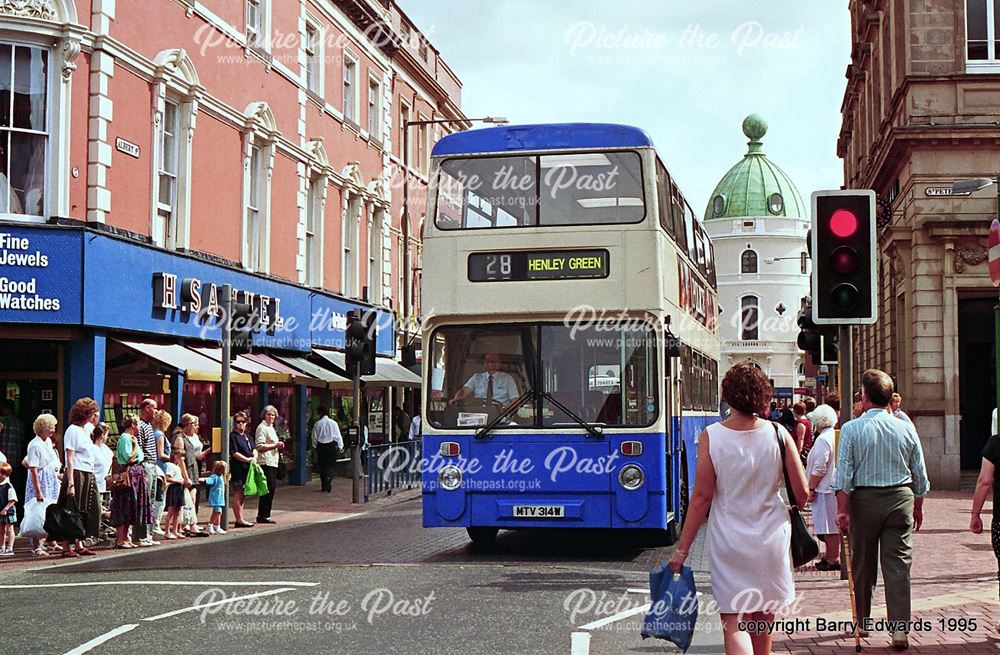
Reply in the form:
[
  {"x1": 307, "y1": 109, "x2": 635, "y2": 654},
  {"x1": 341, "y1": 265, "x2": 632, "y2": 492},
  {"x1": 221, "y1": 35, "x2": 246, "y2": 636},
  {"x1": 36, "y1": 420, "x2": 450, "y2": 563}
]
[{"x1": 463, "y1": 370, "x2": 519, "y2": 405}]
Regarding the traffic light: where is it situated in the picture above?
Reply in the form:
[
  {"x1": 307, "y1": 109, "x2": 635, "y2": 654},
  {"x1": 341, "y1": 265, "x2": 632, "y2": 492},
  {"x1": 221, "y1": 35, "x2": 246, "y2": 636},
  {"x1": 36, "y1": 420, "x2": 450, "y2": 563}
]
[
  {"x1": 229, "y1": 300, "x2": 257, "y2": 359},
  {"x1": 345, "y1": 309, "x2": 377, "y2": 377},
  {"x1": 811, "y1": 190, "x2": 877, "y2": 325},
  {"x1": 797, "y1": 298, "x2": 839, "y2": 365}
]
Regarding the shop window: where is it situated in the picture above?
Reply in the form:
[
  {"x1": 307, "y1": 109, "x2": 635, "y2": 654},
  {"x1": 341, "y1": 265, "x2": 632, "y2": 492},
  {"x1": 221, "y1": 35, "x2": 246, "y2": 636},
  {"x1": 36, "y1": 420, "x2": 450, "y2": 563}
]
[{"x1": 0, "y1": 44, "x2": 47, "y2": 218}]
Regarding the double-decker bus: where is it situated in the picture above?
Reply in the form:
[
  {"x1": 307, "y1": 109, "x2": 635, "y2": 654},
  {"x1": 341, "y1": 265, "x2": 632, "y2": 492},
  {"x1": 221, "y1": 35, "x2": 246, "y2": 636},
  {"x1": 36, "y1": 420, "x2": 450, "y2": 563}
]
[{"x1": 420, "y1": 123, "x2": 719, "y2": 544}]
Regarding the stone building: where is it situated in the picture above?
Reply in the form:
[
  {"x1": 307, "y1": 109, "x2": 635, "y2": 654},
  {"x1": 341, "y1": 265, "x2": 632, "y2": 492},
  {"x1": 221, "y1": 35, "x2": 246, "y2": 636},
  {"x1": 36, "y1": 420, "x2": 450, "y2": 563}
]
[
  {"x1": 703, "y1": 115, "x2": 811, "y2": 401},
  {"x1": 838, "y1": 0, "x2": 1000, "y2": 488}
]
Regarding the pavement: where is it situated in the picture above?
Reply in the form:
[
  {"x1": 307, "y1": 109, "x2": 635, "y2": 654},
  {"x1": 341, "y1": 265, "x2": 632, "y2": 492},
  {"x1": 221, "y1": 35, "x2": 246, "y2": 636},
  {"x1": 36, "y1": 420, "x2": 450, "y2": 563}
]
[
  {"x1": 765, "y1": 491, "x2": 1000, "y2": 654},
  {"x1": 1, "y1": 474, "x2": 419, "y2": 569}
]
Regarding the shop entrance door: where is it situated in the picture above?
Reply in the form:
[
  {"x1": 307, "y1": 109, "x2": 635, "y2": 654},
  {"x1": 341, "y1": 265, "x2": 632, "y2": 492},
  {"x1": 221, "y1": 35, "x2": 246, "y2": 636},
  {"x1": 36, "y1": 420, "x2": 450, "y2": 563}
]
[{"x1": 959, "y1": 297, "x2": 997, "y2": 470}]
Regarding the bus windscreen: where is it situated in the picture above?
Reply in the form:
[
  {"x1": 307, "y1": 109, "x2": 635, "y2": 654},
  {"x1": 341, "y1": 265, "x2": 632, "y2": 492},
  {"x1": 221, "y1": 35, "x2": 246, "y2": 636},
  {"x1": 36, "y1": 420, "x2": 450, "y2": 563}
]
[{"x1": 435, "y1": 151, "x2": 645, "y2": 229}]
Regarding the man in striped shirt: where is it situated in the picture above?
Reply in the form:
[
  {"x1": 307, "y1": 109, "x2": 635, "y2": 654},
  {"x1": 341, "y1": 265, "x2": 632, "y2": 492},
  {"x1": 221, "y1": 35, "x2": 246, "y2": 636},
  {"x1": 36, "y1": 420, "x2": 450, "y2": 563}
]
[{"x1": 834, "y1": 369, "x2": 929, "y2": 651}]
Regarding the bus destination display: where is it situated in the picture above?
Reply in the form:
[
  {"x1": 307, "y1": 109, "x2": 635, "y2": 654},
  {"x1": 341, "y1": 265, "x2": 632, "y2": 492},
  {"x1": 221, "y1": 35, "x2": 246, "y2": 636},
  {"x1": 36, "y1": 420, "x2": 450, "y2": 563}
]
[{"x1": 468, "y1": 249, "x2": 610, "y2": 282}]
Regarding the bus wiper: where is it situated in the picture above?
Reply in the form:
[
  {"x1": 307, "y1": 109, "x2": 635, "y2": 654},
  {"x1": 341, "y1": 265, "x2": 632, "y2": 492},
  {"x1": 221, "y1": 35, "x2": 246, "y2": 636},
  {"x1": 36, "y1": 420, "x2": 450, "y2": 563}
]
[
  {"x1": 540, "y1": 391, "x2": 604, "y2": 439},
  {"x1": 475, "y1": 390, "x2": 535, "y2": 440}
]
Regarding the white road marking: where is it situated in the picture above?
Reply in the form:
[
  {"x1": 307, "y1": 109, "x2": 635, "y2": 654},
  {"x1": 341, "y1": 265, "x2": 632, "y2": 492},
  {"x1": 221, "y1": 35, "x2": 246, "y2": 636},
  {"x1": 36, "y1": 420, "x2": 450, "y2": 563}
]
[
  {"x1": 142, "y1": 587, "x2": 297, "y2": 622},
  {"x1": 626, "y1": 588, "x2": 648, "y2": 594},
  {"x1": 569, "y1": 630, "x2": 591, "y2": 655},
  {"x1": 576, "y1": 603, "x2": 651, "y2": 631},
  {"x1": 63, "y1": 624, "x2": 138, "y2": 655},
  {"x1": 0, "y1": 580, "x2": 318, "y2": 589}
]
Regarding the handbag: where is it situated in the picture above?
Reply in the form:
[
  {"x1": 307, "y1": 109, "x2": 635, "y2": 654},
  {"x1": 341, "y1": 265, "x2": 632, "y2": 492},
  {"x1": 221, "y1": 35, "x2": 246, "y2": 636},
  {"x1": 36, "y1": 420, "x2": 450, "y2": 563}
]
[
  {"x1": 773, "y1": 422, "x2": 820, "y2": 568},
  {"x1": 44, "y1": 496, "x2": 86, "y2": 542},
  {"x1": 108, "y1": 466, "x2": 132, "y2": 492},
  {"x1": 641, "y1": 563, "x2": 698, "y2": 652}
]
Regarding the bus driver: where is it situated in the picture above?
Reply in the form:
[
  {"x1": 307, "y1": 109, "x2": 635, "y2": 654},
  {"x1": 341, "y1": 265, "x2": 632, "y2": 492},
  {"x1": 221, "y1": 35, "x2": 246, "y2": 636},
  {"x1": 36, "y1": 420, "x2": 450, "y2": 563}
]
[{"x1": 448, "y1": 352, "x2": 520, "y2": 411}]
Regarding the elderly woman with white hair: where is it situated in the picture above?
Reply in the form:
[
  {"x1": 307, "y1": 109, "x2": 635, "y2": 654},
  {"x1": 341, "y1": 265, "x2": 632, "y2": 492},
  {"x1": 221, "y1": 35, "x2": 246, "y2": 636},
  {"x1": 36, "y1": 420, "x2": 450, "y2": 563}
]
[{"x1": 805, "y1": 403, "x2": 841, "y2": 570}]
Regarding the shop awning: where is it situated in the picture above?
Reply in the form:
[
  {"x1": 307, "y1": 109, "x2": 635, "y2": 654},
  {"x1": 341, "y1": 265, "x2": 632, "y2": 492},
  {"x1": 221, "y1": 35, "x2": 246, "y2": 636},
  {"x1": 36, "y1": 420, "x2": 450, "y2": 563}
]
[
  {"x1": 188, "y1": 346, "x2": 293, "y2": 384},
  {"x1": 312, "y1": 350, "x2": 421, "y2": 388},
  {"x1": 245, "y1": 353, "x2": 325, "y2": 388},
  {"x1": 113, "y1": 340, "x2": 253, "y2": 384},
  {"x1": 274, "y1": 355, "x2": 353, "y2": 389}
]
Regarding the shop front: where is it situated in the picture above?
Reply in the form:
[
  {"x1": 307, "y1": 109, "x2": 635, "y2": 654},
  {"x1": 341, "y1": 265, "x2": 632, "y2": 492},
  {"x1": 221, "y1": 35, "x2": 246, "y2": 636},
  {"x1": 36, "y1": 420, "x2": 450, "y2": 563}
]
[{"x1": 0, "y1": 223, "x2": 398, "y2": 488}]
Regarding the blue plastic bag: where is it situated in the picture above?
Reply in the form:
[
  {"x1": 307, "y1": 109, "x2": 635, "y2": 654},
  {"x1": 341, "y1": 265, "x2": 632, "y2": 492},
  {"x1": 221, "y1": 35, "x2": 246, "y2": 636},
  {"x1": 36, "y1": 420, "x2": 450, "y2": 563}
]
[{"x1": 641, "y1": 563, "x2": 698, "y2": 652}]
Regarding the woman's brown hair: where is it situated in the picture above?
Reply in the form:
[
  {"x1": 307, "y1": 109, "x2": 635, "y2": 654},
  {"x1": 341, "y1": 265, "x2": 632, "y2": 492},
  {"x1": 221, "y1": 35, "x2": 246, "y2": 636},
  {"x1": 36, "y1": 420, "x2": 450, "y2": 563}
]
[
  {"x1": 68, "y1": 397, "x2": 98, "y2": 425},
  {"x1": 720, "y1": 363, "x2": 772, "y2": 416}
]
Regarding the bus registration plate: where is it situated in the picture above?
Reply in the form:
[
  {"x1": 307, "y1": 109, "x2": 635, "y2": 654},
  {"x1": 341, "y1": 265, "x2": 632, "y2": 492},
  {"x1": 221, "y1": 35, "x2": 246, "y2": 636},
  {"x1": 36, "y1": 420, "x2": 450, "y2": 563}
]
[{"x1": 513, "y1": 505, "x2": 565, "y2": 518}]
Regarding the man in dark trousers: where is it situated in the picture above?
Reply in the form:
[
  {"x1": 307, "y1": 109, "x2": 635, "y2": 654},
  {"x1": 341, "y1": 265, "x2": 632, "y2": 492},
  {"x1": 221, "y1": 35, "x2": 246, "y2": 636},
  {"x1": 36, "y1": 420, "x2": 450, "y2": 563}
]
[
  {"x1": 834, "y1": 369, "x2": 929, "y2": 651},
  {"x1": 311, "y1": 406, "x2": 343, "y2": 492}
]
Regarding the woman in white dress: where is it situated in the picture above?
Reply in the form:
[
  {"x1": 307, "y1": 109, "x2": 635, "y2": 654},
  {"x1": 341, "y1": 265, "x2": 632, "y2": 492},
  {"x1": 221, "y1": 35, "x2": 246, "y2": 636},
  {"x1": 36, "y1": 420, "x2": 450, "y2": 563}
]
[
  {"x1": 670, "y1": 363, "x2": 809, "y2": 655},
  {"x1": 805, "y1": 404, "x2": 840, "y2": 570},
  {"x1": 24, "y1": 414, "x2": 62, "y2": 556}
]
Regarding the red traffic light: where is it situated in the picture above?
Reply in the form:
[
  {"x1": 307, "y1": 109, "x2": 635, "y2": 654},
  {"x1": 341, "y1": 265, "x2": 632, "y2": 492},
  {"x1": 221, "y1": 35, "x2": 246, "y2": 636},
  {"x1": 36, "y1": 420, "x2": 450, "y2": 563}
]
[{"x1": 829, "y1": 209, "x2": 858, "y2": 238}]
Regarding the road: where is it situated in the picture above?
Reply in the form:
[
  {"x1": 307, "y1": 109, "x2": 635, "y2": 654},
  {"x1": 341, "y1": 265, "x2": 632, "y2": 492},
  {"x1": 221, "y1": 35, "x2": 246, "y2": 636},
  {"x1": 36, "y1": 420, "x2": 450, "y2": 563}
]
[{"x1": 1, "y1": 497, "x2": 725, "y2": 655}]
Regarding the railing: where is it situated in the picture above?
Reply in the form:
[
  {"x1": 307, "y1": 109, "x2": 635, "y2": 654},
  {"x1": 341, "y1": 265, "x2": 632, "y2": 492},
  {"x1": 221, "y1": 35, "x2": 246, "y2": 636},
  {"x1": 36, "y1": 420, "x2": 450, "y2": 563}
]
[
  {"x1": 365, "y1": 440, "x2": 422, "y2": 502},
  {"x1": 723, "y1": 340, "x2": 775, "y2": 351}
]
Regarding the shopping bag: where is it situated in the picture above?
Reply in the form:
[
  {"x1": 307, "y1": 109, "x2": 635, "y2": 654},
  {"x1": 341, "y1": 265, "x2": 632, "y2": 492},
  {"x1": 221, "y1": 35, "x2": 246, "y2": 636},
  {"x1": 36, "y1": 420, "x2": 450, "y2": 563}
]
[
  {"x1": 44, "y1": 497, "x2": 86, "y2": 542},
  {"x1": 244, "y1": 461, "x2": 269, "y2": 497},
  {"x1": 641, "y1": 563, "x2": 698, "y2": 652},
  {"x1": 19, "y1": 498, "x2": 51, "y2": 539}
]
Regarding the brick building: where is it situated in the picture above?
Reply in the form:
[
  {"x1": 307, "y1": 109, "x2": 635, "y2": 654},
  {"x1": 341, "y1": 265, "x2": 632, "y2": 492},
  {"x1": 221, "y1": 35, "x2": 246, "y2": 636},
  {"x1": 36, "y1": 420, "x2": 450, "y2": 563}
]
[{"x1": 0, "y1": 0, "x2": 464, "y2": 483}]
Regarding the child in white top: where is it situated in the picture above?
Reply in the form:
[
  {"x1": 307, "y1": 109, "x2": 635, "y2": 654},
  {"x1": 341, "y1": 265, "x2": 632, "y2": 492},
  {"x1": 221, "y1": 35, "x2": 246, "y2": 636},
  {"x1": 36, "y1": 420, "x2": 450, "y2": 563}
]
[
  {"x1": 163, "y1": 450, "x2": 187, "y2": 540},
  {"x1": 0, "y1": 463, "x2": 17, "y2": 555}
]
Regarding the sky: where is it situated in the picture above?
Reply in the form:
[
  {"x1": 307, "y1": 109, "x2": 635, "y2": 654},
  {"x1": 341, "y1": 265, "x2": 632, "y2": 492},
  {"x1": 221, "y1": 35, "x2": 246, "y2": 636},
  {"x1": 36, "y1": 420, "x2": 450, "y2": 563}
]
[{"x1": 403, "y1": 0, "x2": 851, "y2": 217}]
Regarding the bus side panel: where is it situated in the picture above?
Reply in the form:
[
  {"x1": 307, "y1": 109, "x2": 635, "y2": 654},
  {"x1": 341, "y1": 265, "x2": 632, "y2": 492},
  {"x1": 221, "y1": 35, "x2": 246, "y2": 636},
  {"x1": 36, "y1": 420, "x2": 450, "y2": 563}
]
[
  {"x1": 680, "y1": 413, "x2": 712, "y2": 495},
  {"x1": 670, "y1": 414, "x2": 682, "y2": 521}
]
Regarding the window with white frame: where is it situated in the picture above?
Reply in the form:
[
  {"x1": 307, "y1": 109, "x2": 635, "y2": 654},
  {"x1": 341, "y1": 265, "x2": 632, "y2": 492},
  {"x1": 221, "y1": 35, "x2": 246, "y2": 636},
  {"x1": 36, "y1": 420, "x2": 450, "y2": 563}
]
[
  {"x1": 343, "y1": 53, "x2": 358, "y2": 123},
  {"x1": 416, "y1": 115, "x2": 428, "y2": 175},
  {"x1": 967, "y1": 0, "x2": 1000, "y2": 66},
  {"x1": 398, "y1": 99, "x2": 409, "y2": 161},
  {"x1": 368, "y1": 209, "x2": 383, "y2": 304},
  {"x1": 342, "y1": 193, "x2": 360, "y2": 296},
  {"x1": 304, "y1": 21, "x2": 321, "y2": 94},
  {"x1": 305, "y1": 175, "x2": 322, "y2": 286},
  {"x1": 246, "y1": 144, "x2": 266, "y2": 271},
  {"x1": 0, "y1": 44, "x2": 48, "y2": 217},
  {"x1": 367, "y1": 77, "x2": 380, "y2": 138},
  {"x1": 740, "y1": 296, "x2": 759, "y2": 341},
  {"x1": 800, "y1": 251, "x2": 808, "y2": 275},
  {"x1": 247, "y1": 0, "x2": 263, "y2": 48},
  {"x1": 154, "y1": 99, "x2": 179, "y2": 247},
  {"x1": 741, "y1": 249, "x2": 758, "y2": 274}
]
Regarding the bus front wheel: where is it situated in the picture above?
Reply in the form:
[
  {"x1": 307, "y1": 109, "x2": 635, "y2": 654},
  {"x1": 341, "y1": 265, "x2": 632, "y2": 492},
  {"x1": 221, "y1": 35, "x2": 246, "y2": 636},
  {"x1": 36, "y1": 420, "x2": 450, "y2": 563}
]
[{"x1": 467, "y1": 527, "x2": 499, "y2": 545}]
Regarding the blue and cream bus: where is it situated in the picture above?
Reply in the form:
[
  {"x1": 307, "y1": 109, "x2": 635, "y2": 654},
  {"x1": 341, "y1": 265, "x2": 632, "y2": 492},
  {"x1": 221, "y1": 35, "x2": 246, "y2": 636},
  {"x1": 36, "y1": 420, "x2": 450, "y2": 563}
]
[{"x1": 420, "y1": 123, "x2": 719, "y2": 544}]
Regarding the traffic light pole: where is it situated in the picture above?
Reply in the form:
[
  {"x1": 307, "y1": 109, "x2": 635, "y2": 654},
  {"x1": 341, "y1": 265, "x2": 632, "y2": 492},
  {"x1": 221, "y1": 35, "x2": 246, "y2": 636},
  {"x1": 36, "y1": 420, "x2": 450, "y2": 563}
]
[
  {"x1": 352, "y1": 365, "x2": 362, "y2": 504},
  {"x1": 220, "y1": 284, "x2": 232, "y2": 528},
  {"x1": 839, "y1": 325, "x2": 853, "y2": 427}
]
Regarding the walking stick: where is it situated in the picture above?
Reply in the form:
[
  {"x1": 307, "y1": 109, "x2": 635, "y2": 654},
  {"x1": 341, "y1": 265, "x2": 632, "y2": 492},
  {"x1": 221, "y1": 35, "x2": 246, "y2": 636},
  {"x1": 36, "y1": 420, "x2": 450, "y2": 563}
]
[{"x1": 842, "y1": 533, "x2": 862, "y2": 653}]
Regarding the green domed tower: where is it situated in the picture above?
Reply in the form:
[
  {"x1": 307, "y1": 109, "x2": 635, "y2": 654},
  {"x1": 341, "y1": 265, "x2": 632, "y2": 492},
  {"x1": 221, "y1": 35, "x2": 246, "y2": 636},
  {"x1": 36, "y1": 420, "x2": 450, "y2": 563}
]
[{"x1": 704, "y1": 114, "x2": 807, "y2": 221}]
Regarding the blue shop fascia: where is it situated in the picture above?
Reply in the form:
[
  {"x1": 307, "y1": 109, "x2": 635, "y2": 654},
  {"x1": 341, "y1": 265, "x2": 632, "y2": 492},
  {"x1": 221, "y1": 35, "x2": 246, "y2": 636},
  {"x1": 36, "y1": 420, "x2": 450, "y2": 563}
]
[{"x1": 0, "y1": 223, "x2": 415, "y2": 485}]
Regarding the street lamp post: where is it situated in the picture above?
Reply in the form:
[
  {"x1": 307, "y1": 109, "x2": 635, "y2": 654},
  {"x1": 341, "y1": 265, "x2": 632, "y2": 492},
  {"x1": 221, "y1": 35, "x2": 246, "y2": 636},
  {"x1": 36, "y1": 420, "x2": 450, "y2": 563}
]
[
  {"x1": 952, "y1": 176, "x2": 999, "y2": 430},
  {"x1": 400, "y1": 116, "x2": 507, "y2": 325}
]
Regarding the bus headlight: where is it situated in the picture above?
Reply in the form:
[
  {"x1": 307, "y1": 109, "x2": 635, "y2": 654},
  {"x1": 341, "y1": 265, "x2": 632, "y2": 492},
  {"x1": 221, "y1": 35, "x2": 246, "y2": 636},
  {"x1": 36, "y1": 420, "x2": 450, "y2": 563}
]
[
  {"x1": 438, "y1": 465, "x2": 462, "y2": 491},
  {"x1": 618, "y1": 464, "x2": 644, "y2": 490}
]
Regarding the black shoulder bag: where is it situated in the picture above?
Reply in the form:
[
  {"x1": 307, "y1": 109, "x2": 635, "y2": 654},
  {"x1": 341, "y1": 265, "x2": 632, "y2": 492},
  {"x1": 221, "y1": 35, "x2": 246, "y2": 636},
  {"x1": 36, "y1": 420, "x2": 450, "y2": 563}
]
[{"x1": 773, "y1": 422, "x2": 820, "y2": 568}]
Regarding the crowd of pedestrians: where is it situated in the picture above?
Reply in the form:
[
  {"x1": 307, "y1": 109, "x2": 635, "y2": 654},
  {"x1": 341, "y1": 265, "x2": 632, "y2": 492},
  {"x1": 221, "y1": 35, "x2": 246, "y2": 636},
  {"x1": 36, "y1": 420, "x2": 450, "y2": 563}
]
[
  {"x1": 0, "y1": 396, "x2": 304, "y2": 556},
  {"x1": 671, "y1": 364, "x2": 929, "y2": 655}
]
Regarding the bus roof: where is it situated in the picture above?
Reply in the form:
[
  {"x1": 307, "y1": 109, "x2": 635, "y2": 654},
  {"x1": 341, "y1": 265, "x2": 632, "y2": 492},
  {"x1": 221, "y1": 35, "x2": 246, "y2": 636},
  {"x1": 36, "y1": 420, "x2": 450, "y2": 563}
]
[{"x1": 431, "y1": 123, "x2": 654, "y2": 156}]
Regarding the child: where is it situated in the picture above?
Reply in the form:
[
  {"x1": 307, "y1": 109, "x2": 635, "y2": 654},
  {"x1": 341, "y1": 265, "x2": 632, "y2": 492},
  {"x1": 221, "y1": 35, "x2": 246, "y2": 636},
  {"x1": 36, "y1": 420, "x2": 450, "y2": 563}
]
[
  {"x1": 163, "y1": 449, "x2": 187, "y2": 540},
  {"x1": 205, "y1": 461, "x2": 227, "y2": 534},
  {"x1": 0, "y1": 462, "x2": 17, "y2": 555}
]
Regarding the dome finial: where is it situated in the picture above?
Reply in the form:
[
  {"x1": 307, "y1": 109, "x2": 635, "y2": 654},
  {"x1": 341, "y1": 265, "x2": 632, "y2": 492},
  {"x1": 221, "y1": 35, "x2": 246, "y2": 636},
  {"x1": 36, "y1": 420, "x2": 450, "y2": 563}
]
[{"x1": 742, "y1": 114, "x2": 767, "y2": 154}]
